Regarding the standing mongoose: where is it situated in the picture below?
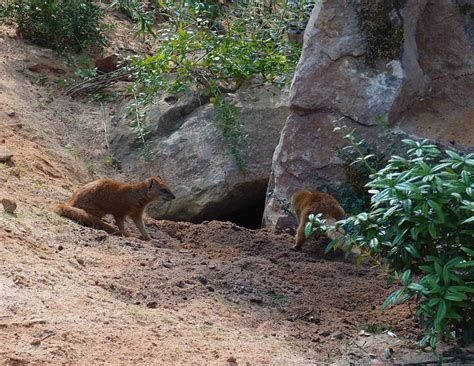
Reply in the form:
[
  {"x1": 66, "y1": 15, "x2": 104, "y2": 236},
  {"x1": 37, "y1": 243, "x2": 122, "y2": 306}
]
[
  {"x1": 291, "y1": 190, "x2": 345, "y2": 251},
  {"x1": 54, "y1": 176, "x2": 175, "y2": 240}
]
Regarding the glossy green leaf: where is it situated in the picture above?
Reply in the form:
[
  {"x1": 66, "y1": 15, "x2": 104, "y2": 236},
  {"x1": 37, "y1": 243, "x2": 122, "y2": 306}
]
[{"x1": 434, "y1": 300, "x2": 446, "y2": 331}]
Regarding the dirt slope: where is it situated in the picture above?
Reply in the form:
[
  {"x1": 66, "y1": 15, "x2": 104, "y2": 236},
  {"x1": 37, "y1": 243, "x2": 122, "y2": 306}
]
[{"x1": 0, "y1": 27, "x2": 430, "y2": 365}]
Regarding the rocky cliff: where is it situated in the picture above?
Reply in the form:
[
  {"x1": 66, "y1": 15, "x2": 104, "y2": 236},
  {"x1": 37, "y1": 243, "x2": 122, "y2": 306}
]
[{"x1": 263, "y1": 0, "x2": 474, "y2": 230}]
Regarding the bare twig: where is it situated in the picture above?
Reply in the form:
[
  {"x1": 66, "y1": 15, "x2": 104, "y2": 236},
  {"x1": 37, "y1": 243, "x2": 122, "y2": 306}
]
[{"x1": 100, "y1": 102, "x2": 110, "y2": 150}]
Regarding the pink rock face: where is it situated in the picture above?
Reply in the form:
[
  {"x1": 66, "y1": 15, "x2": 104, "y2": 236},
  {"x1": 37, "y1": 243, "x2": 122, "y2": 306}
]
[{"x1": 263, "y1": 0, "x2": 474, "y2": 230}]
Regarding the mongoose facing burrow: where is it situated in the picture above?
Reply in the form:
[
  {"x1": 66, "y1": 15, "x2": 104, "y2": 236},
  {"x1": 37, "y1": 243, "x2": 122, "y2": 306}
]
[
  {"x1": 291, "y1": 190, "x2": 345, "y2": 251},
  {"x1": 54, "y1": 176, "x2": 175, "y2": 240}
]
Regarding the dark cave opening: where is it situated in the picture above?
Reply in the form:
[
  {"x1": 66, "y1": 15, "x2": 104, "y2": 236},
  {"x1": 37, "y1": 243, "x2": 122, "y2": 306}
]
[
  {"x1": 218, "y1": 193, "x2": 267, "y2": 229},
  {"x1": 215, "y1": 181, "x2": 268, "y2": 230}
]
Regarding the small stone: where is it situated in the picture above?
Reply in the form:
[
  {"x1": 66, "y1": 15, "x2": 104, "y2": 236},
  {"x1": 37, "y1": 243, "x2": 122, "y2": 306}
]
[
  {"x1": 0, "y1": 146, "x2": 13, "y2": 162},
  {"x1": 146, "y1": 301, "x2": 158, "y2": 309},
  {"x1": 57, "y1": 245, "x2": 64, "y2": 251},
  {"x1": 95, "y1": 55, "x2": 120, "y2": 74},
  {"x1": 1, "y1": 198, "x2": 17, "y2": 214},
  {"x1": 293, "y1": 287, "x2": 300, "y2": 294},
  {"x1": 5, "y1": 110, "x2": 15, "y2": 118},
  {"x1": 208, "y1": 263, "x2": 217, "y2": 270},
  {"x1": 250, "y1": 297, "x2": 263, "y2": 304},
  {"x1": 164, "y1": 95, "x2": 178, "y2": 104},
  {"x1": 226, "y1": 356, "x2": 238, "y2": 365},
  {"x1": 76, "y1": 258, "x2": 85, "y2": 266},
  {"x1": 206, "y1": 286, "x2": 215, "y2": 292},
  {"x1": 332, "y1": 331, "x2": 343, "y2": 340},
  {"x1": 319, "y1": 331, "x2": 330, "y2": 337},
  {"x1": 198, "y1": 276, "x2": 208, "y2": 285},
  {"x1": 95, "y1": 233, "x2": 107, "y2": 241}
]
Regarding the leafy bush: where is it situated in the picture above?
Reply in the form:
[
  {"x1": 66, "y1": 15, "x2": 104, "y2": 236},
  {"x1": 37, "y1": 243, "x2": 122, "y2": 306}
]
[
  {"x1": 1, "y1": 0, "x2": 106, "y2": 51},
  {"x1": 110, "y1": 0, "x2": 155, "y2": 35},
  {"x1": 126, "y1": 0, "x2": 302, "y2": 168},
  {"x1": 307, "y1": 138, "x2": 474, "y2": 349}
]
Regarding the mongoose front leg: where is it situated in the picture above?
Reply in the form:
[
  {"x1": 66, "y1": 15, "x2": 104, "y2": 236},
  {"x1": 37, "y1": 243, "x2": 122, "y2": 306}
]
[
  {"x1": 132, "y1": 215, "x2": 151, "y2": 241},
  {"x1": 114, "y1": 215, "x2": 129, "y2": 237}
]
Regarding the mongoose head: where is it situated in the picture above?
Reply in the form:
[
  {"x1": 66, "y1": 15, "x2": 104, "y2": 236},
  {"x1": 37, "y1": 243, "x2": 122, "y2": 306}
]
[{"x1": 146, "y1": 176, "x2": 175, "y2": 201}]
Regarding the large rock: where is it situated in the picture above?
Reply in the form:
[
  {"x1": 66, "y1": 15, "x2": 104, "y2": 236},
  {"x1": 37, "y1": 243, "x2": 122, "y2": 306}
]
[
  {"x1": 0, "y1": 146, "x2": 13, "y2": 162},
  {"x1": 263, "y1": 0, "x2": 474, "y2": 230},
  {"x1": 110, "y1": 82, "x2": 288, "y2": 223}
]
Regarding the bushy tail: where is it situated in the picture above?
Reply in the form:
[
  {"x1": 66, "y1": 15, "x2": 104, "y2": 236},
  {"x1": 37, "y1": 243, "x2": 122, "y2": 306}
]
[{"x1": 53, "y1": 203, "x2": 117, "y2": 234}]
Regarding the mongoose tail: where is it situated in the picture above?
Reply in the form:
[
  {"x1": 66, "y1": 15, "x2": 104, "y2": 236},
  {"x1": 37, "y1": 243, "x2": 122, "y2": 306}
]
[{"x1": 53, "y1": 203, "x2": 118, "y2": 234}]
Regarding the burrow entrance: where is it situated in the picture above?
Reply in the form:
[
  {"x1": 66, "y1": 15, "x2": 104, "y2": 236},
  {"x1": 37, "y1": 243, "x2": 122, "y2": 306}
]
[
  {"x1": 204, "y1": 179, "x2": 269, "y2": 230},
  {"x1": 217, "y1": 189, "x2": 267, "y2": 229}
]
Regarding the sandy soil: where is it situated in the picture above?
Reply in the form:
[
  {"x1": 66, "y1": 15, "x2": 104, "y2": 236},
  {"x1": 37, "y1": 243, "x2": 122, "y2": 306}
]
[{"x1": 0, "y1": 18, "x2": 454, "y2": 366}]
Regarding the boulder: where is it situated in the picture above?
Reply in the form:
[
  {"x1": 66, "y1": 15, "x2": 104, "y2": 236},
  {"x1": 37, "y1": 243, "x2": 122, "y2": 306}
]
[
  {"x1": 263, "y1": 0, "x2": 474, "y2": 230},
  {"x1": 1, "y1": 198, "x2": 17, "y2": 214},
  {"x1": 110, "y1": 82, "x2": 288, "y2": 224}
]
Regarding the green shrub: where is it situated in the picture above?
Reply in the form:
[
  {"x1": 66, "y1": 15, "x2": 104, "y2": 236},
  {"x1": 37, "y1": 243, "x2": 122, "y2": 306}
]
[
  {"x1": 307, "y1": 138, "x2": 474, "y2": 349},
  {"x1": 2, "y1": 0, "x2": 106, "y2": 51},
  {"x1": 126, "y1": 0, "x2": 302, "y2": 168}
]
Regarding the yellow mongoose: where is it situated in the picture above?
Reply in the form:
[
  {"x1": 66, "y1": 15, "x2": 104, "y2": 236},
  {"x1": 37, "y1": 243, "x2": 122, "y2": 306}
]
[
  {"x1": 54, "y1": 176, "x2": 175, "y2": 240},
  {"x1": 291, "y1": 190, "x2": 345, "y2": 251}
]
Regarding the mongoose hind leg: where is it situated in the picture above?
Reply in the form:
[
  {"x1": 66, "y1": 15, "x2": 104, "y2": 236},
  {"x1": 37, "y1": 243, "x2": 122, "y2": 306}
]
[
  {"x1": 114, "y1": 215, "x2": 129, "y2": 237},
  {"x1": 292, "y1": 221, "x2": 307, "y2": 251}
]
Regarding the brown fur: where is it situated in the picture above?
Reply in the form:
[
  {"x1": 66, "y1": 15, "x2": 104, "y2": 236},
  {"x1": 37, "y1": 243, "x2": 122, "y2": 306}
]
[
  {"x1": 53, "y1": 176, "x2": 175, "y2": 240},
  {"x1": 291, "y1": 190, "x2": 345, "y2": 251}
]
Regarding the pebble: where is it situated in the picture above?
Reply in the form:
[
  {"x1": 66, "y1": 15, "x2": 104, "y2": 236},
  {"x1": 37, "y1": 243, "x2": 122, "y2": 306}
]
[
  {"x1": 250, "y1": 296, "x2": 263, "y2": 304},
  {"x1": 0, "y1": 146, "x2": 13, "y2": 162},
  {"x1": 1, "y1": 198, "x2": 17, "y2": 214},
  {"x1": 198, "y1": 276, "x2": 208, "y2": 285},
  {"x1": 226, "y1": 356, "x2": 238, "y2": 366},
  {"x1": 146, "y1": 301, "x2": 158, "y2": 309},
  {"x1": 162, "y1": 262, "x2": 172, "y2": 269},
  {"x1": 331, "y1": 330, "x2": 343, "y2": 340}
]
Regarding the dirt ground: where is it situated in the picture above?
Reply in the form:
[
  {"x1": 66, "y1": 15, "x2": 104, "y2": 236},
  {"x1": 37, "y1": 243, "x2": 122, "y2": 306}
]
[{"x1": 0, "y1": 17, "x2": 462, "y2": 366}]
